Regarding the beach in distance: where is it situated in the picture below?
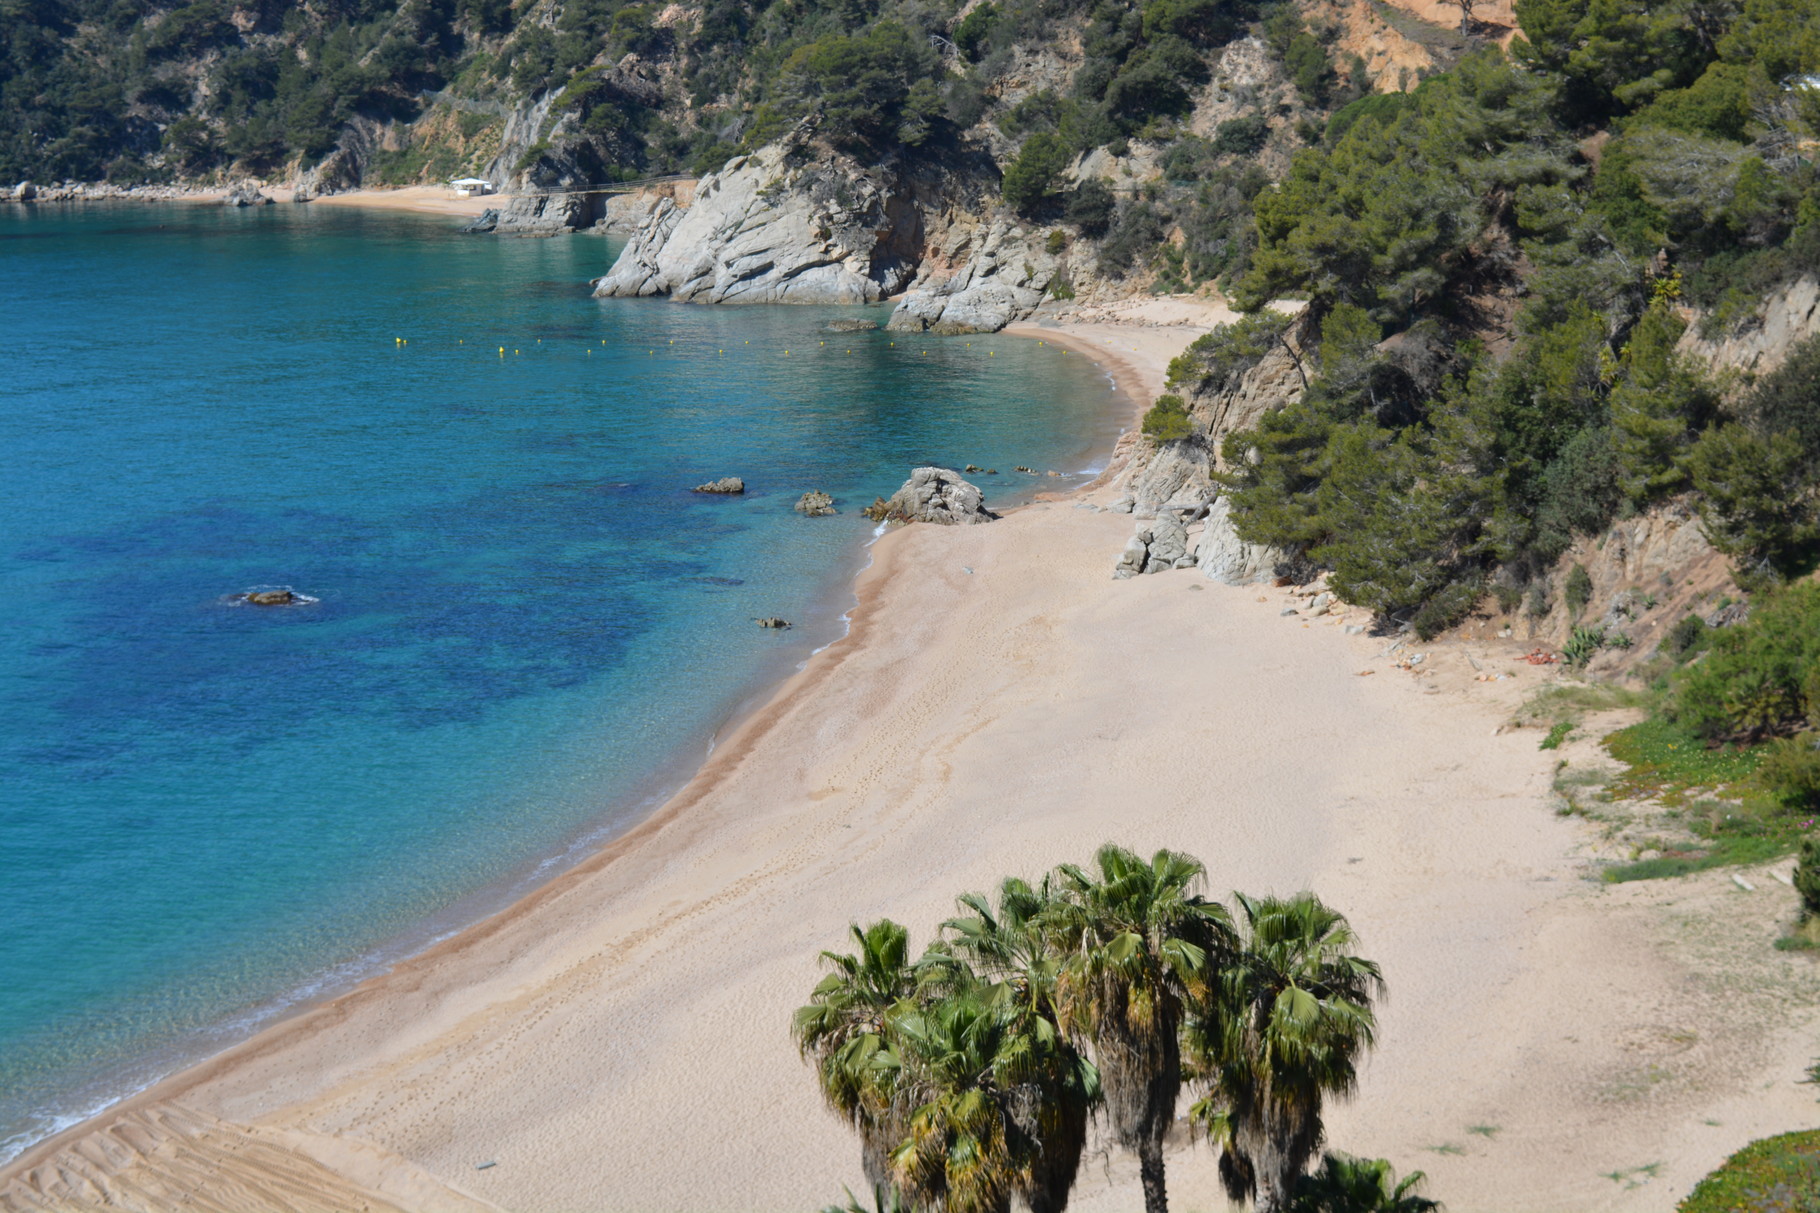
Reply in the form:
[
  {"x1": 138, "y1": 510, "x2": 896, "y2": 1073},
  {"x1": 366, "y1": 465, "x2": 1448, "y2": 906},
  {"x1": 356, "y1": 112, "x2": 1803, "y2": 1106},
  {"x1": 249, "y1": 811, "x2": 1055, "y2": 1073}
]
[{"x1": 4, "y1": 265, "x2": 1816, "y2": 1212}]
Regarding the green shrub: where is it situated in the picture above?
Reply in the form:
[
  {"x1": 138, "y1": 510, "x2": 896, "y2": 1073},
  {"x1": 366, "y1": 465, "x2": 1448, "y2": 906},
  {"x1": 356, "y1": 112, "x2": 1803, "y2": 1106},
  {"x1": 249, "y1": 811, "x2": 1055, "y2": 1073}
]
[
  {"x1": 1142, "y1": 394, "x2": 1193, "y2": 442},
  {"x1": 1674, "y1": 583, "x2": 1820, "y2": 742},
  {"x1": 1664, "y1": 613, "x2": 1707, "y2": 661},
  {"x1": 1563, "y1": 625, "x2": 1606, "y2": 668},
  {"x1": 1564, "y1": 563, "x2": 1593, "y2": 618},
  {"x1": 1689, "y1": 423, "x2": 1820, "y2": 585},
  {"x1": 1796, "y1": 838, "x2": 1820, "y2": 919},
  {"x1": 1679, "y1": 1130, "x2": 1820, "y2": 1213},
  {"x1": 1759, "y1": 735, "x2": 1820, "y2": 812},
  {"x1": 1002, "y1": 131, "x2": 1071, "y2": 215},
  {"x1": 1064, "y1": 178, "x2": 1115, "y2": 236}
]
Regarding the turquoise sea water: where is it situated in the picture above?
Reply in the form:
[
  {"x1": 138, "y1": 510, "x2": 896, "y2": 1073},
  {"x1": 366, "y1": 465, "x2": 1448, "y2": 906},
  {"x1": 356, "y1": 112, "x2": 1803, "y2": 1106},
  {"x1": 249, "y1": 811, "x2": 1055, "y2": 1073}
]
[{"x1": 0, "y1": 202, "x2": 1120, "y2": 1158}]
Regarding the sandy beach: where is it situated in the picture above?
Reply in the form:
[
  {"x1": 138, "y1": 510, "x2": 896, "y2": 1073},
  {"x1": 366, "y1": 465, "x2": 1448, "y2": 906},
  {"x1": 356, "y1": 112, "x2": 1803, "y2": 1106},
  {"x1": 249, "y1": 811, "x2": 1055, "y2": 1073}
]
[
  {"x1": 293, "y1": 185, "x2": 501, "y2": 217},
  {"x1": 6, "y1": 315, "x2": 1819, "y2": 1213}
]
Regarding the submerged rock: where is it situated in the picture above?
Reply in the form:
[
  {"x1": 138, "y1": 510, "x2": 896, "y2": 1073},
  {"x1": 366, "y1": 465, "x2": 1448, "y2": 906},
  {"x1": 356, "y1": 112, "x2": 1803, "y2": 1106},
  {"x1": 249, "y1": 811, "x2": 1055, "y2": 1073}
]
[
  {"x1": 826, "y1": 319, "x2": 880, "y2": 333},
  {"x1": 872, "y1": 467, "x2": 997, "y2": 526},
  {"x1": 755, "y1": 616, "x2": 791, "y2": 629},
  {"x1": 795, "y1": 490, "x2": 837, "y2": 516},
  {"x1": 693, "y1": 477, "x2": 746, "y2": 494}
]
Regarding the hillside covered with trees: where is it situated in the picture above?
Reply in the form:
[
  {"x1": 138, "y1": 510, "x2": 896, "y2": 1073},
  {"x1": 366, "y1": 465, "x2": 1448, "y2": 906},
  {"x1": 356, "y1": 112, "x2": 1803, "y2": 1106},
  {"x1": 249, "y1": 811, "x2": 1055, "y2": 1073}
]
[{"x1": 1167, "y1": 0, "x2": 1820, "y2": 637}]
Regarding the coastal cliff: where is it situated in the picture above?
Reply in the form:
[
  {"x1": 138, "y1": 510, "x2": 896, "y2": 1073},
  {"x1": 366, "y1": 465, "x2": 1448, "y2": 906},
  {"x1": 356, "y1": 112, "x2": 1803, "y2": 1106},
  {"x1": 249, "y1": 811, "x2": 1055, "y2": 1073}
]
[{"x1": 592, "y1": 135, "x2": 1064, "y2": 332}]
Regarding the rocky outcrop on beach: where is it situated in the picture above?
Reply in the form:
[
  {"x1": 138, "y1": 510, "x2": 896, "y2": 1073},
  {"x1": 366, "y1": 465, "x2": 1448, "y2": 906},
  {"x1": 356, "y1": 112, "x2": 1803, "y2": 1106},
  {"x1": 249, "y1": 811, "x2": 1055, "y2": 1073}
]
[
  {"x1": 593, "y1": 139, "x2": 921, "y2": 305},
  {"x1": 885, "y1": 219, "x2": 1060, "y2": 336},
  {"x1": 794, "y1": 491, "x2": 837, "y2": 516},
  {"x1": 1107, "y1": 437, "x2": 1216, "y2": 518},
  {"x1": 868, "y1": 468, "x2": 996, "y2": 526},
  {"x1": 223, "y1": 184, "x2": 273, "y2": 207},
  {"x1": 1194, "y1": 496, "x2": 1282, "y2": 585},
  {"x1": 490, "y1": 192, "x2": 594, "y2": 235},
  {"x1": 693, "y1": 477, "x2": 745, "y2": 494},
  {"x1": 1113, "y1": 512, "x2": 1196, "y2": 578}
]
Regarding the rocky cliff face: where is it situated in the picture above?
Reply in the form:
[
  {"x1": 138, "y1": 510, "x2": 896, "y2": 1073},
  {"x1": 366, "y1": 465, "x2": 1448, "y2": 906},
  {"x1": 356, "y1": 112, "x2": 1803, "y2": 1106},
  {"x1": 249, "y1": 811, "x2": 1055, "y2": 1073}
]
[
  {"x1": 592, "y1": 133, "x2": 1065, "y2": 331},
  {"x1": 1679, "y1": 276, "x2": 1820, "y2": 378},
  {"x1": 593, "y1": 140, "x2": 923, "y2": 305}
]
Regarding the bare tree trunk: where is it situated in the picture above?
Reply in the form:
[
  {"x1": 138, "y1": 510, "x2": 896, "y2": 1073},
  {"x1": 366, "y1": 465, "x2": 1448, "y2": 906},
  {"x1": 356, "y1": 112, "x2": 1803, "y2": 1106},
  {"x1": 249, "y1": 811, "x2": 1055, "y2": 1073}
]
[{"x1": 1137, "y1": 1138, "x2": 1169, "y2": 1213}]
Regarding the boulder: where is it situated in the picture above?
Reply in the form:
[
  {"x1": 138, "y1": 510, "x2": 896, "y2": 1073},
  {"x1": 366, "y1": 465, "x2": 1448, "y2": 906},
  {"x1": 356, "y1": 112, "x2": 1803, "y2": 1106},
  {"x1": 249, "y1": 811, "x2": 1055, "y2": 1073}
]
[
  {"x1": 693, "y1": 477, "x2": 746, "y2": 494},
  {"x1": 1145, "y1": 512, "x2": 1190, "y2": 571},
  {"x1": 873, "y1": 467, "x2": 997, "y2": 525},
  {"x1": 244, "y1": 589, "x2": 298, "y2": 606},
  {"x1": 14, "y1": 182, "x2": 35, "y2": 202},
  {"x1": 1195, "y1": 496, "x2": 1283, "y2": 585},
  {"x1": 1113, "y1": 530, "x2": 1150, "y2": 580},
  {"x1": 462, "y1": 208, "x2": 501, "y2": 234},
  {"x1": 223, "y1": 184, "x2": 273, "y2": 207},
  {"x1": 826, "y1": 318, "x2": 881, "y2": 333},
  {"x1": 755, "y1": 616, "x2": 791, "y2": 629},
  {"x1": 794, "y1": 490, "x2": 837, "y2": 516},
  {"x1": 1112, "y1": 513, "x2": 1193, "y2": 579}
]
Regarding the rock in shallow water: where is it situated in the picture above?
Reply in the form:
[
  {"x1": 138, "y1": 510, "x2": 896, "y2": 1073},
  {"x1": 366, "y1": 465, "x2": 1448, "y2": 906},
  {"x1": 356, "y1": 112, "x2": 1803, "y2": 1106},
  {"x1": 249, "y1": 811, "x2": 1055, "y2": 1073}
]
[
  {"x1": 222, "y1": 184, "x2": 273, "y2": 207},
  {"x1": 244, "y1": 589, "x2": 298, "y2": 605},
  {"x1": 794, "y1": 490, "x2": 837, "y2": 516},
  {"x1": 826, "y1": 319, "x2": 880, "y2": 333},
  {"x1": 869, "y1": 468, "x2": 997, "y2": 526},
  {"x1": 693, "y1": 477, "x2": 746, "y2": 494}
]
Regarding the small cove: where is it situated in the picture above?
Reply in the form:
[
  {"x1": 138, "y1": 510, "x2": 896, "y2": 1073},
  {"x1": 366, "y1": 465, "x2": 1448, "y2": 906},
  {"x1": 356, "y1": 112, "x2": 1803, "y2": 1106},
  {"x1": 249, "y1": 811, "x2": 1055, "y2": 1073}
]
[{"x1": 0, "y1": 201, "x2": 1123, "y2": 1159}]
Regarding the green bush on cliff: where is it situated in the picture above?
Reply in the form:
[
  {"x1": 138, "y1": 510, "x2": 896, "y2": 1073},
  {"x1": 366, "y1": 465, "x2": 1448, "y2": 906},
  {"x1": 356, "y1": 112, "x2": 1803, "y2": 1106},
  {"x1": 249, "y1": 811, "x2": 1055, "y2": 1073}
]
[{"x1": 1142, "y1": 394, "x2": 1193, "y2": 441}]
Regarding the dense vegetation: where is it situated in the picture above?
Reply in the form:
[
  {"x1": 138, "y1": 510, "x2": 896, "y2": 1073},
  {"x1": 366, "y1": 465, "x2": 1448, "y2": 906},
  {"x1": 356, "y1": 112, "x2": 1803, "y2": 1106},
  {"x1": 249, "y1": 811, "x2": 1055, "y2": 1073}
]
[
  {"x1": 795, "y1": 844, "x2": 1430, "y2": 1213},
  {"x1": 1168, "y1": 0, "x2": 1820, "y2": 636},
  {"x1": 1679, "y1": 1129, "x2": 1820, "y2": 1213},
  {"x1": 0, "y1": 0, "x2": 1357, "y2": 189}
]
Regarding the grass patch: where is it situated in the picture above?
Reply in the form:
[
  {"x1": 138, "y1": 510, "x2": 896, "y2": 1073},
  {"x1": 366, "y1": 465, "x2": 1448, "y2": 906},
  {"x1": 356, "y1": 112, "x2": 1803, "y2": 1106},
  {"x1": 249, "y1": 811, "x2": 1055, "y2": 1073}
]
[
  {"x1": 1604, "y1": 717, "x2": 1762, "y2": 804},
  {"x1": 1513, "y1": 682, "x2": 1651, "y2": 731},
  {"x1": 1680, "y1": 1130, "x2": 1820, "y2": 1213},
  {"x1": 1540, "y1": 721, "x2": 1574, "y2": 750}
]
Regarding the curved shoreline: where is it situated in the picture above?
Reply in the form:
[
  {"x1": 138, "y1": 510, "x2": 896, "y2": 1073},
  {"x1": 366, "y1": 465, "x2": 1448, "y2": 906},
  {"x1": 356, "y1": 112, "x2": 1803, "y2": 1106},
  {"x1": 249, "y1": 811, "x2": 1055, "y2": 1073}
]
[
  {"x1": 0, "y1": 320, "x2": 1167, "y2": 1192},
  {"x1": 8, "y1": 306, "x2": 1816, "y2": 1213}
]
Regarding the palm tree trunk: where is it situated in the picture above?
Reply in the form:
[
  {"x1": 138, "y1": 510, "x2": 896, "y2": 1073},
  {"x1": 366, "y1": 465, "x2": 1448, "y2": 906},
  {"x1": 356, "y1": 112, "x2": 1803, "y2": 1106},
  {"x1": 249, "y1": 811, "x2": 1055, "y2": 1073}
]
[{"x1": 1137, "y1": 1138, "x2": 1169, "y2": 1213}]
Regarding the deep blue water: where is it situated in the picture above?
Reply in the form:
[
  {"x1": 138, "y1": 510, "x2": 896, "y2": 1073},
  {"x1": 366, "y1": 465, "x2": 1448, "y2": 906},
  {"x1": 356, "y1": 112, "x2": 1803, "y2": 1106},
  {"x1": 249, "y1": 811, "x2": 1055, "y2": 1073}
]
[{"x1": 0, "y1": 202, "x2": 1120, "y2": 1157}]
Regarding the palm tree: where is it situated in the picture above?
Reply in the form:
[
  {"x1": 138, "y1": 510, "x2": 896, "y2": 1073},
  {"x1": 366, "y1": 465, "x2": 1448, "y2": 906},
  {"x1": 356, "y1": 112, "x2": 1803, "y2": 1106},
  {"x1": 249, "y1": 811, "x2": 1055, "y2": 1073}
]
[
  {"x1": 1287, "y1": 1153, "x2": 1440, "y2": 1213},
  {"x1": 1040, "y1": 846, "x2": 1232, "y2": 1213},
  {"x1": 795, "y1": 920, "x2": 922, "y2": 1195},
  {"x1": 889, "y1": 988, "x2": 1099, "y2": 1213},
  {"x1": 941, "y1": 879, "x2": 1099, "y2": 1213},
  {"x1": 1187, "y1": 893, "x2": 1384, "y2": 1213}
]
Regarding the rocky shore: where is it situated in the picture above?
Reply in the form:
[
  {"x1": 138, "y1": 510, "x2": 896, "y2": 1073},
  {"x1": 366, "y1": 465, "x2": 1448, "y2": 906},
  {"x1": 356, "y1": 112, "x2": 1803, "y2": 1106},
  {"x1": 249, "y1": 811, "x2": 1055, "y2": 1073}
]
[{"x1": 4, "y1": 181, "x2": 222, "y2": 203}]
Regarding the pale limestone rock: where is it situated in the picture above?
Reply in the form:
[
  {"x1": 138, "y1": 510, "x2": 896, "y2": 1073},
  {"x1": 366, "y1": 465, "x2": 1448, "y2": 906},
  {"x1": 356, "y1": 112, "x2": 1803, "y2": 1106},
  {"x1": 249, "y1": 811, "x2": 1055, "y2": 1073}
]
[
  {"x1": 886, "y1": 220, "x2": 1057, "y2": 334},
  {"x1": 593, "y1": 145, "x2": 918, "y2": 305},
  {"x1": 1196, "y1": 496, "x2": 1282, "y2": 585},
  {"x1": 1680, "y1": 276, "x2": 1820, "y2": 377},
  {"x1": 878, "y1": 467, "x2": 996, "y2": 525}
]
